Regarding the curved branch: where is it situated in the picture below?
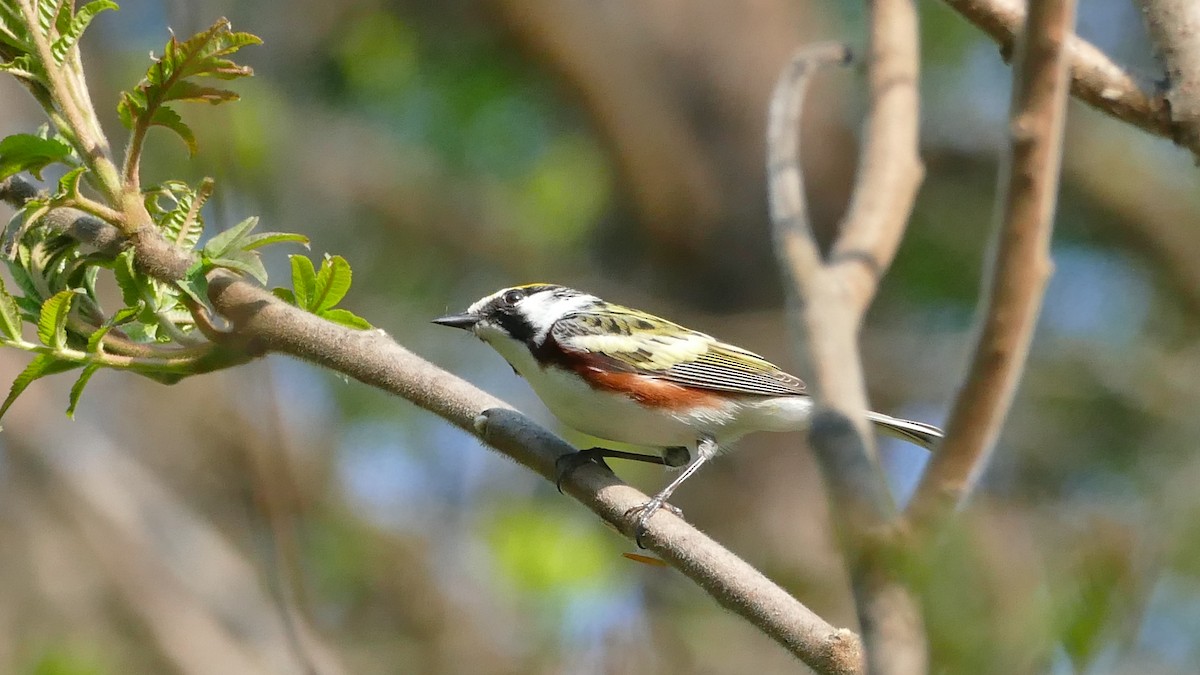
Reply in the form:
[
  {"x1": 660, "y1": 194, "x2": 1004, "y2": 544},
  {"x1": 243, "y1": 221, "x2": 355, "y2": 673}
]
[
  {"x1": 907, "y1": 0, "x2": 1075, "y2": 530},
  {"x1": 767, "y1": 0, "x2": 927, "y2": 669},
  {"x1": 938, "y1": 0, "x2": 1187, "y2": 156}
]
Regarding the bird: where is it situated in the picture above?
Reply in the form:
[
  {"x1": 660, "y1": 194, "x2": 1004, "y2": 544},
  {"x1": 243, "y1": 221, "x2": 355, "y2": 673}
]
[{"x1": 434, "y1": 283, "x2": 942, "y2": 545}]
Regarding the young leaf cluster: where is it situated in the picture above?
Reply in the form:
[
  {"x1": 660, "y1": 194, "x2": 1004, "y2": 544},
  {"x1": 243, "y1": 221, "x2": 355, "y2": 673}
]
[
  {"x1": 118, "y1": 17, "x2": 261, "y2": 159},
  {"x1": 0, "y1": 4, "x2": 370, "y2": 423},
  {"x1": 274, "y1": 255, "x2": 371, "y2": 330}
]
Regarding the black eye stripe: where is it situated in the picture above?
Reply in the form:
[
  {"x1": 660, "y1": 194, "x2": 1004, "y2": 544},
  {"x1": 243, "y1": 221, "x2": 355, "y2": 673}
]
[{"x1": 496, "y1": 310, "x2": 535, "y2": 343}]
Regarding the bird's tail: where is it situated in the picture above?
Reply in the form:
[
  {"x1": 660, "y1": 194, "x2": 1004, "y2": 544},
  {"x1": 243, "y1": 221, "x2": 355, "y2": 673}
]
[{"x1": 866, "y1": 411, "x2": 943, "y2": 450}]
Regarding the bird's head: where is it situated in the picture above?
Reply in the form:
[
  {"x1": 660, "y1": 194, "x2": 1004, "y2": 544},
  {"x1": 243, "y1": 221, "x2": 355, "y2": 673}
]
[{"x1": 433, "y1": 283, "x2": 597, "y2": 347}]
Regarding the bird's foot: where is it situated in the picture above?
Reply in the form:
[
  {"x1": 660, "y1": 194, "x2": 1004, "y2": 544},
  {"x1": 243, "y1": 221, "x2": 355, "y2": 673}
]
[
  {"x1": 554, "y1": 448, "x2": 612, "y2": 494},
  {"x1": 625, "y1": 498, "x2": 684, "y2": 549}
]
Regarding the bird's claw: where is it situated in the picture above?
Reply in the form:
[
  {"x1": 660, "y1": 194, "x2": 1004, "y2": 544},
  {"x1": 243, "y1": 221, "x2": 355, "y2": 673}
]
[
  {"x1": 554, "y1": 449, "x2": 612, "y2": 494},
  {"x1": 625, "y1": 498, "x2": 683, "y2": 549}
]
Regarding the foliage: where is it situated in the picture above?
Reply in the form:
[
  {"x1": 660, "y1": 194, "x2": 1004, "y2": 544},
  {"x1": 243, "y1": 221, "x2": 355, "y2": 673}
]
[{"x1": 0, "y1": 2, "x2": 366, "y2": 422}]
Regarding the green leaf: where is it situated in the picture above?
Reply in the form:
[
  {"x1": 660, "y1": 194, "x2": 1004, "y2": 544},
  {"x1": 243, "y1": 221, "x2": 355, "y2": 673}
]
[
  {"x1": 320, "y1": 308, "x2": 372, "y2": 330},
  {"x1": 50, "y1": 0, "x2": 117, "y2": 64},
  {"x1": 55, "y1": 165, "x2": 86, "y2": 198},
  {"x1": 147, "y1": 105, "x2": 197, "y2": 155},
  {"x1": 289, "y1": 254, "x2": 316, "y2": 309},
  {"x1": 0, "y1": 54, "x2": 41, "y2": 83},
  {"x1": 238, "y1": 231, "x2": 309, "y2": 251},
  {"x1": 207, "y1": 250, "x2": 266, "y2": 283},
  {"x1": 203, "y1": 215, "x2": 258, "y2": 259},
  {"x1": 175, "y1": 260, "x2": 209, "y2": 307},
  {"x1": 0, "y1": 274, "x2": 22, "y2": 341},
  {"x1": 118, "y1": 18, "x2": 260, "y2": 148},
  {"x1": 311, "y1": 255, "x2": 351, "y2": 313},
  {"x1": 112, "y1": 251, "x2": 145, "y2": 307},
  {"x1": 66, "y1": 363, "x2": 99, "y2": 418},
  {"x1": 0, "y1": 4, "x2": 31, "y2": 53},
  {"x1": 0, "y1": 133, "x2": 71, "y2": 180},
  {"x1": 86, "y1": 305, "x2": 139, "y2": 353},
  {"x1": 271, "y1": 287, "x2": 296, "y2": 304},
  {"x1": 0, "y1": 353, "x2": 80, "y2": 420},
  {"x1": 36, "y1": 289, "x2": 76, "y2": 349},
  {"x1": 147, "y1": 179, "x2": 210, "y2": 248}
]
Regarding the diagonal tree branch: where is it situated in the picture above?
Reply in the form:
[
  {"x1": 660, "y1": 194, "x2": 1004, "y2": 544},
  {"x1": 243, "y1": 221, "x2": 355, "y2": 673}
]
[
  {"x1": 937, "y1": 0, "x2": 1187, "y2": 158},
  {"x1": 0, "y1": 174, "x2": 865, "y2": 675},
  {"x1": 907, "y1": 0, "x2": 1076, "y2": 531}
]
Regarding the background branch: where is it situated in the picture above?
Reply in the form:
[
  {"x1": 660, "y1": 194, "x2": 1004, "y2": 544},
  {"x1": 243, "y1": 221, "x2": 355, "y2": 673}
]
[
  {"x1": 907, "y1": 0, "x2": 1076, "y2": 530},
  {"x1": 1138, "y1": 0, "x2": 1200, "y2": 154},
  {"x1": 767, "y1": 0, "x2": 926, "y2": 669},
  {"x1": 937, "y1": 0, "x2": 1183, "y2": 156}
]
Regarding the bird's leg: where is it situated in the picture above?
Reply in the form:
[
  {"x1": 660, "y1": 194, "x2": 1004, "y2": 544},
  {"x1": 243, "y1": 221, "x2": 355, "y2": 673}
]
[
  {"x1": 627, "y1": 436, "x2": 717, "y2": 548},
  {"x1": 555, "y1": 447, "x2": 672, "y2": 493}
]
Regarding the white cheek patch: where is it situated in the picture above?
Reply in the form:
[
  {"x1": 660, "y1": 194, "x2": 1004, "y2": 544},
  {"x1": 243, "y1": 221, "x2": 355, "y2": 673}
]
[{"x1": 520, "y1": 291, "x2": 596, "y2": 343}]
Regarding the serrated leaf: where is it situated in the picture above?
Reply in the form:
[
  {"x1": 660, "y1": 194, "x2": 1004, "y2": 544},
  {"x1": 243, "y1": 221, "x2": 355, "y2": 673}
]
[
  {"x1": 165, "y1": 79, "x2": 240, "y2": 104},
  {"x1": 37, "y1": 289, "x2": 76, "y2": 349},
  {"x1": 0, "y1": 133, "x2": 71, "y2": 180},
  {"x1": 175, "y1": 261, "x2": 209, "y2": 307},
  {"x1": 112, "y1": 252, "x2": 144, "y2": 307},
  {"x1": 119, "y1": 18, "x2": 260, "y2": 148},
  {"x1": 148, "y1": 106, "x2": 197, "y2": 155},
  {"x1": 271, "y1": 287, "x2": 296, "y2": 305},
  {"x1": 0, "y1": 353, "x2": 80, "y2": 420},
  {"x1": 0, "y1": 4, "x2": 31, "y2": 53},
  {"x1": 203, "y1": 215, "x2": 257, "y2": 259},
  {"x1": 239, "y1": 231, "x2": 308, "y2": 251},
  {"x1": 66, "y1": 362, "x2": 99, "y2": 418},
  {"x1": 207, "y1": 250, "x2": 266, "y2": 283},
  {"x1": 0, "y1": 54, "x2": 40, "y2": 82},
  {"x1": 289, "y1": 254, "x2": 316, "y2": 309},
  {"x1": 312, "y1": 255, "x2": 351, "y2": 313},
  {"x1": 320, "y1": 308, "x2": 372, "y2": 330},
  {"x1": 55, "y1": 165, "x2": 86, "y2": 198},
  {"x1": 86, "y1": 304, "x2": 139, "y2": 353},
  {"x1": 0, "y1": 274, "x2": 22, "y2": 340},
  {"x1": 151, "y1": 180, "x2": 208, "y2": 249},
  {"x1": 50, "y1": 0, "x2": 117, "y2": 64}
]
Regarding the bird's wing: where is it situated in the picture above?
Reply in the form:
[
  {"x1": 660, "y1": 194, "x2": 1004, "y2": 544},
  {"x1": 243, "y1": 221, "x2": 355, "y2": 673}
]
[{"x1": 550, "y1": 307, "x2": 806, "y2": 397}]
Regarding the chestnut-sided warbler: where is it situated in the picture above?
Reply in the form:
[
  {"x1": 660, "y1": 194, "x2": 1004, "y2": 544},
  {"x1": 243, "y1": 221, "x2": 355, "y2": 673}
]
[{"x1": 435, "y1": 284, "x2": 941, "y2": 543}]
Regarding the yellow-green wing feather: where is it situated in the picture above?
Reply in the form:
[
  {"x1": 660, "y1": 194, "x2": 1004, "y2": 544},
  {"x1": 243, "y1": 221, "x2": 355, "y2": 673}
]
[{"x1": 550, "y1": 305, "x2": 806, "y2": 397}]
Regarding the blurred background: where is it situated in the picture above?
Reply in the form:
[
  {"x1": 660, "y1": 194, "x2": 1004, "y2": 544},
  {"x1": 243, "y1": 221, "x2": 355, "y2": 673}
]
[{"x1": 1, "y1": 0, "x2": 1198, "y2": 673}]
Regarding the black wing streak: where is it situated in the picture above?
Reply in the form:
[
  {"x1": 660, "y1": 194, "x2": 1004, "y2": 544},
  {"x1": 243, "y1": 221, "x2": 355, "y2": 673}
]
[{"x1": 550, "y1": 311, "x2": 807, "y2": 397}]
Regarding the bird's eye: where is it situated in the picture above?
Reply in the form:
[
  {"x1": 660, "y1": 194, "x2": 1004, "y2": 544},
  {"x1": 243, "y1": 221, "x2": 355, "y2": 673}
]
[{"x1": 501, "y1": 289, "x2": 524, "y2": 306}]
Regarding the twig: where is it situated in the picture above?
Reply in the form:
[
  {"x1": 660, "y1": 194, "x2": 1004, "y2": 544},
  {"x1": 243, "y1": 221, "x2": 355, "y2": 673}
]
[
  {"x1": 1138, "y1": 0, "x2": 1200, "y2": 156},
  {"x1": 907, "y1": 0, "x2": 1076, "y2": 530},
  {"x1": 938, "y1": 0, "x2": 1187, "y2": 157},
  {"x1": 767, "y1": 0, "x2": 927, "y2": 669}
]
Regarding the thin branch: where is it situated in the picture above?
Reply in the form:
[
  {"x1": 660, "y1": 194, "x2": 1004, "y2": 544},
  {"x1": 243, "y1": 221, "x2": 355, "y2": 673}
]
[
  {"x1": 15, "y1": 0, "x2": 124, "y2": 201},
  {"x1": 907, "y1": 0, "x2": 1076, "y2": 530},
  {"x1": 832, "y1": 0, "x2": 926, "y2": 322},
  {"x1": 1138, "y1": 0, "x2": 1200, "y2": 155},
  {"x1": 938, "y1": 0, "x2": 1188, "y2": 157},
  {"x1": 767, "y1": 0, "x2": 927, "y2": 670}
]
